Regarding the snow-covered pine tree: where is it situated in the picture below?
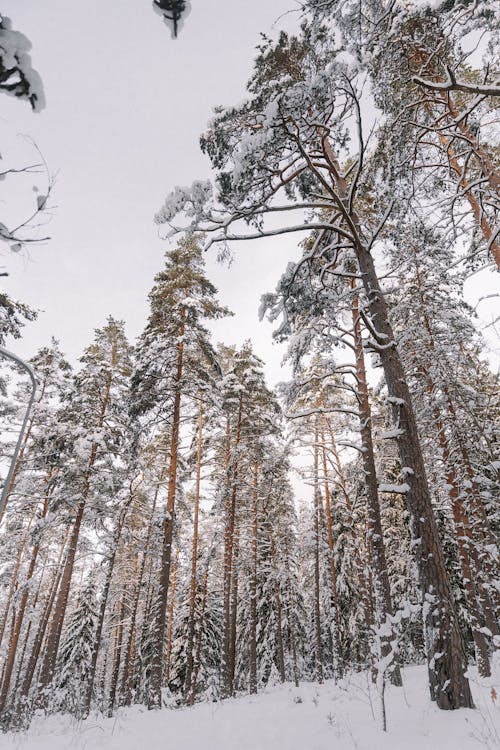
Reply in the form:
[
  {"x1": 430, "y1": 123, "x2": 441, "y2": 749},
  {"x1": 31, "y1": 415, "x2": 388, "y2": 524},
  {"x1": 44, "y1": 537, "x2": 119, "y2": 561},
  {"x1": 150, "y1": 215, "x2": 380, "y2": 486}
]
[
  {"x1": 32, "y1": 318, "x2": 134, "y2": 708},
  {"x1": 0, "y1": 341, "x2": 72, "y2": 720},
  {"x1": 131, "y1": 237, "x2": 229, "y2": 708},
  {"x1": 53, "y1": 577, "x2": 98, "y2": 717},
  {"x1": 158, "y1": 19, "x2": 474, "y2": 708}
]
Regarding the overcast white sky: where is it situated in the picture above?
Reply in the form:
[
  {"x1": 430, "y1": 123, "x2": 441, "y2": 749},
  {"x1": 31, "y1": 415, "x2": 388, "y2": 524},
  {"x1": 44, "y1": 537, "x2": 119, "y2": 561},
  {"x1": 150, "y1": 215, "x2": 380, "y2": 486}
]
[
  {"x1": 1, "y1": 0, "x2": 303, "y2": 384},
  {"x1": 1, "y1": 0, "x2": 498, "y2": 386}
]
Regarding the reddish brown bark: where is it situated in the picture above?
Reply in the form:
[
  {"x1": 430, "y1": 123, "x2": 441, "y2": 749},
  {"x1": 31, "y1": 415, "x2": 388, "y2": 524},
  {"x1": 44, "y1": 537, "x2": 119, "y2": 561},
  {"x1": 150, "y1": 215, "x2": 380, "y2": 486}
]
[
  {"x1": 148, "y1": 310, "x2": 185, "y2": 708},
  {"x1": 320, "y1": 135, "x2": 472, "y2": 708},
  {"x1": 351, "y1": 286, "x2": 401, "y2": 686}
]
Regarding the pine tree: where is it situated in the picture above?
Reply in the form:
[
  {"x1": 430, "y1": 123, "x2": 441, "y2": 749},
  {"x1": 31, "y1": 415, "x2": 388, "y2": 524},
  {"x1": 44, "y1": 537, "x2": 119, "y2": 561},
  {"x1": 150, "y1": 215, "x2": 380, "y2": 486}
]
[
  {"x1": 53, "y1": 578, "x2": 98, "y2": 717},
  {"x1": 159, "y1": 21, "x2": 474, "y2": 709},
  {"x1": 34, "y1": 318, "x2": 134, "y2": 705},
  {"x1": 131, "y1": 237, "x2": 229, "y2": 708}
]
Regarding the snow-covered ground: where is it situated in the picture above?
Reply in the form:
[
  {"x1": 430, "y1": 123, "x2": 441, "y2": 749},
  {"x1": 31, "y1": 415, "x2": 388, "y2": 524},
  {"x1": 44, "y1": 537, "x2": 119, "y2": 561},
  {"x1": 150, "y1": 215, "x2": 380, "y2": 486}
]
[{"x1": 4, "y1": 665, "x2": 500, "y2": 750}]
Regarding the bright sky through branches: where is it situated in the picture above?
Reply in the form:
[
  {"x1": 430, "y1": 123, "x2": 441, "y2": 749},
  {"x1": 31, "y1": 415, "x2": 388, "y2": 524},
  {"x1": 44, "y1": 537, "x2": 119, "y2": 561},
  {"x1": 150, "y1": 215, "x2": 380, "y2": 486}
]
[{"x1": 1, "y1": 0, "x2": 301, "y2": 384}]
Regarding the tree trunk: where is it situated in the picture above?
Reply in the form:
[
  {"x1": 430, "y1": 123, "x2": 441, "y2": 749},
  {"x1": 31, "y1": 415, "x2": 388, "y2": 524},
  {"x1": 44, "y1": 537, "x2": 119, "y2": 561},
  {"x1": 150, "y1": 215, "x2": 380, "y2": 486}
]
[
  {"x1": 249, "y1": 462, "x2": 258, "y2": 694},
  {"x1": 0, "y1": 490, "x2": 50, "y2": 713},
  {"x1": 107, "y1": 589, "x2": 126, "y2": 717},
  {"x1": 36, "y1": 366, "x2": 114, "y2": 698},
  {"x1": 83, "y1": 496, "x2": 131, "y2": 716},
  {"x1": 17, "y1": 526, "x2": 70, "y2": 709},
  {"x1": 121, "y1": 470, "x2": 162, "y2": 706},
  {"x1": 229, "y1": 525, "x2": 240, "y2": 696},
  {"x1": 187, "y1": 567, "x2": 209, "y2": 706},
  {"x1": 319, "y1": 423, "x2": 342, "y2": 680},
  {"x1": 313, "y1": 417, "x2": 324, "y2": 684},
  {"x1": 354, "y1": 239, "x2": 473, "y2": 708},
  {"x1": 0, "y1": 508, "x2": 38, "y2": 648},
  {"x1": 164, "y1": 548, "x2": 179, "y2": 686},
  {"x1": 36, "y1": 496, "x2": 87, "y2": 695},
  {"x1": 222, "y1": 396, "x2": 243, "y2": 698},
  {"x1": 283, "y1": 538, "x2": 300, "y2": 688},
  {"x1": 148, "y1": 312, "x2": 185, "y2": 708},
  {"x1": 184, "y1": 398, "x2": 204, "y2": 697},
  {"x1": 269, "y1": 534, "x2": 286, "y2": 683},
  {"x1": 351, "y1": 286, "x2": 401, "y2": 687}
]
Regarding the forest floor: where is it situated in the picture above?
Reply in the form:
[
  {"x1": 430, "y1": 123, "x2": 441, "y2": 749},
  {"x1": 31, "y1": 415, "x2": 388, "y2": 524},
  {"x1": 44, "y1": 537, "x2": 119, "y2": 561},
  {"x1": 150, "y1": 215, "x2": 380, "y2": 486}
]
[{"x1": 4, "y1": 664, "x2": 500, "y2": 750}]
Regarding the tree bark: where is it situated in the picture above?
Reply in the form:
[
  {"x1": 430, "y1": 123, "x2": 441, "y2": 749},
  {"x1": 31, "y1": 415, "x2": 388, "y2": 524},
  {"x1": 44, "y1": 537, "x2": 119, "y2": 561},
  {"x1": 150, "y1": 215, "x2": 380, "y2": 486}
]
[
  {"x1": 121, "y1": 469, "x2": 162, "y2": 706},
  {"x1": 37, "y1": 366, "x2": 114, "y2": 697},
  {"x1": 319, "y1": 423, "x2": 342, "y2": 679},
  {"x1": 351, "y1": 286, "x2": 401, "y2": 687},
  {"x1": 148, "y1": 312, "x2": 185, "y2": 708},
  {"x1": 313, "y1": 417, "x2": 324, "y2": 684},
  {"x1": 355, "y1": 239, "x2": 473, "y2": 708},
  {"x1": 228, "y1": 526, "x2": 240, "y2": 696},
  {"x1": 0, "y1": 490, "x2": 51, "y2": 712},
  {"x1": 184, "y1": 398, "x2": 204, "y2": 696},
  {"x1": 17, "y1": 526, "x2": 70, "y2": 709},
  {"x1": 222, "y1": 396, "x2": 243, "y2": 698},
  {"x1": 320, "y1": 133, "x2": 472, "y2": 707},
  {"x1": 249, "y1": 462, "x2": 258, "y2": 694},
  {"x1": 107, "y1": 589, "x2": 126, "y2": 716},
  {"x1": 187, "y1": 567, "x2": 209, "y2": 706},
  {"x1": 164, "y1": 548, "x2": 179, "y2": 686}
]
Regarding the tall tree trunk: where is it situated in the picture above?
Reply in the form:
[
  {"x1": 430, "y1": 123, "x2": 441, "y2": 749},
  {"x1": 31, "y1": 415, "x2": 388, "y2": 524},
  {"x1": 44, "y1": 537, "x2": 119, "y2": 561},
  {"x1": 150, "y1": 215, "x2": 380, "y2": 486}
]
[
  {"x1": 269, "y1": 534, "x2": 286, "y2": 683},
  {"x1": 184, "y1": 398, "x2": 204, "y2": 696},
  {"x1": 412, "y1": 358, "x2": 494, "y2": 677},
  {"x1": 17, "y1": 526, "x2": 70, "y2": 709},
  {"x1": 121, "y1": 469, "x2": 162, "y2": 706},
  {"x1": 121, "y1": 465, "x2": 162, "y2": 706},
  {"x1": 107, "y1": 589, "x2": 127, "y2": 717},
  {"x1": 37, "y1": 367, "x2": 114, "y2": 697},
  {"x1": 229, "y1": 526, "x2": 240, "y2": 696},
  {"x1": 36, "y1": 496, "x2": 87, "y2": 695},
  {"x1": 319, "y1": 423, "x2": 342, "y2": 680},
  {"x1": 0, "y1": 490, "x2": 50, "y2": 712},
  {"x1": 351, "y1": 286, "x2": 401, "y2": 687},
  {"x1": 283, "y1": 538, "x2": 300, "y2": 688},
  {"x1": 83, "y1": 490, "x2": 133, "y2": 716},
  {"x1": 148, "y1": 312, "x2": 185, "y2": 708},
  {"x1": 164, "y1": 548, "x2": 179, "y2": 686},
  {"x1": 222, "y1": 396, "x2": 243, "y2": 698},
  {"x1": 321, "y1": 134, "x2": 472, "y2": 707},
  {"x1": 0, "y1": 508, "x2": 38, "y2": 648},
  {"x1": 313, "y1": 417, "x2": 324, "y2": 684},
  {"x1": 354, "y1": 238, "x2": 472, "y2": 708},
  {"x1": 249, "y1": 462, "x2": 258, "y2": 694},
  {"x1": 187, "y1": 567, "x2": 209, "y2": 706}
]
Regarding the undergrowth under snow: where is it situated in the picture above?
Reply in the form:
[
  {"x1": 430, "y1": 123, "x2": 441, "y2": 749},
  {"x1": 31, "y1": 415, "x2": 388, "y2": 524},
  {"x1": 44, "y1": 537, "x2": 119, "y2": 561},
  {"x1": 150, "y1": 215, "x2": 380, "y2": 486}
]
[{"x1": 4, "y1": 665, "x2": 500, "y2": 750}]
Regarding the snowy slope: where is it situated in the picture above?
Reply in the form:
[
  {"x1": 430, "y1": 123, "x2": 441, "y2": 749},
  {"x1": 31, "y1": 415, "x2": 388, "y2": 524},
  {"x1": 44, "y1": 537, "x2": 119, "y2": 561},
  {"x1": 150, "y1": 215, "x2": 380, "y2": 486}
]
[{"x1": 4, "y1": 665, "x2": 499, "y2": 750}]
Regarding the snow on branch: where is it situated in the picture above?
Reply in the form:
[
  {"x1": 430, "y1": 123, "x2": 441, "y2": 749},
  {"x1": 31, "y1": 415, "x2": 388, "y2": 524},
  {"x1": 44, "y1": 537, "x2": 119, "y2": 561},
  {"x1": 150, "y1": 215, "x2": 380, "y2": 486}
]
[
  {"x1": 0, "y1": 15, "x2": 45, "y2": 111},
  {"x1": 152, "y1": 1, "x2": 191, "y2": 39},
  {"x1": 154, "y1": 180, "x2": 213, "y2": 227},
  {"x1": 412, "y1": 66, "x2": 500, "y2": 98},
  {"x1": 378, "y1": 483, "x2": 410, "y2": 494}
]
